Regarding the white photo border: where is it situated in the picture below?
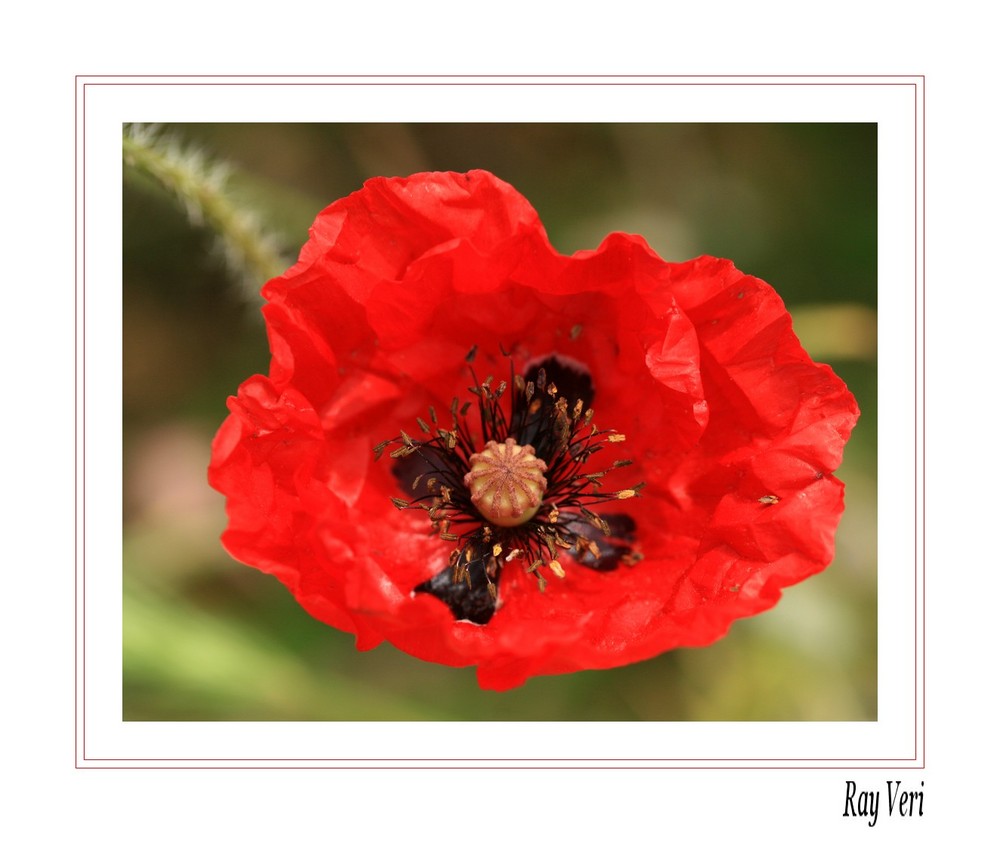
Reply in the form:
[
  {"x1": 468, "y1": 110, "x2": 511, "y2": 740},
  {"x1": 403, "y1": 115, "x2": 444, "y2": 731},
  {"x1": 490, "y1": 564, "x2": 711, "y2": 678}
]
[{"x1": 78, "y1": 75, "x2": 922, "y2": 768}]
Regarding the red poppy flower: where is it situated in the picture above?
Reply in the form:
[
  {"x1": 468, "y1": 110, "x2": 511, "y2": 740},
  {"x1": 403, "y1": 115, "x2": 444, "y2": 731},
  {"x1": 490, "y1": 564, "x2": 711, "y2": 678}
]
[{"x1": 209, "y1": 170, "x2": 859, "y2": 691}]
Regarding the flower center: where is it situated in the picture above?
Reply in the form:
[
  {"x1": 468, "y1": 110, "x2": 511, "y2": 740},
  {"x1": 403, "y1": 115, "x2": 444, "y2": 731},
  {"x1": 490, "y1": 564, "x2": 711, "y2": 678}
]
[
  {"x1": 375, "y1": 351, "x2": 643, "y2": 624},
  {"x1": 464, "y1": 438, "x2": 548, "y2": 527}
]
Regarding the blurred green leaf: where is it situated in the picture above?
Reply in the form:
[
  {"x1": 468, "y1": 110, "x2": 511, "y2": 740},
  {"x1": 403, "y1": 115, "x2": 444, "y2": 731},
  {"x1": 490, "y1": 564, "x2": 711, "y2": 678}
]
[{"x1": 123, "y1": 575, "x2": 446, "y2": 720}]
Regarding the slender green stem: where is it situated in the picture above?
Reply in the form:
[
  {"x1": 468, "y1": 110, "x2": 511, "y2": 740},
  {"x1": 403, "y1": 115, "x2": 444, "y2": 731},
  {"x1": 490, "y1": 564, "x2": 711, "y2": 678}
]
[{"x1": 123, "y1": 124, "x2": 288, "y2": 300}]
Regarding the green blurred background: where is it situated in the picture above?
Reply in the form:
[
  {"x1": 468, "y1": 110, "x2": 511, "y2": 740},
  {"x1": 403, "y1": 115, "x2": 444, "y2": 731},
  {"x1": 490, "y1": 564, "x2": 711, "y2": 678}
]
[{"x1": 122, "y1": 123, "x2": 877, "y2": 721}]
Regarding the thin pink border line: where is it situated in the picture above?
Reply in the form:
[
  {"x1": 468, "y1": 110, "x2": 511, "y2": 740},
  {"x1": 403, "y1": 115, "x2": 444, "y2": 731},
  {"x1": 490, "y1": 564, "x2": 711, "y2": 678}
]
[
  {"x1": 918, "y1": 77, "x2": 927, "y2": 766},
  {"x1": 78, "y1": 765, "x2": 914, "y2": 770},
  {"x1": 84, "y1": 81, "x2": 917, "y2": 87},
  {"x1": 84, "y1": 75, "x2": 923, "y2": 769},
  {"x1": 81, "y1": 757, "x2": 917, "y2": 764},
  {"x1": 73, "y1": 766, "x2": 919, "y2": 772},
  {"x1": 76, "y1": 80, "x2": 87, "y2": 767},
  {"x1": 78, "y1": 73, "x2": 924, "y2": 77}
]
